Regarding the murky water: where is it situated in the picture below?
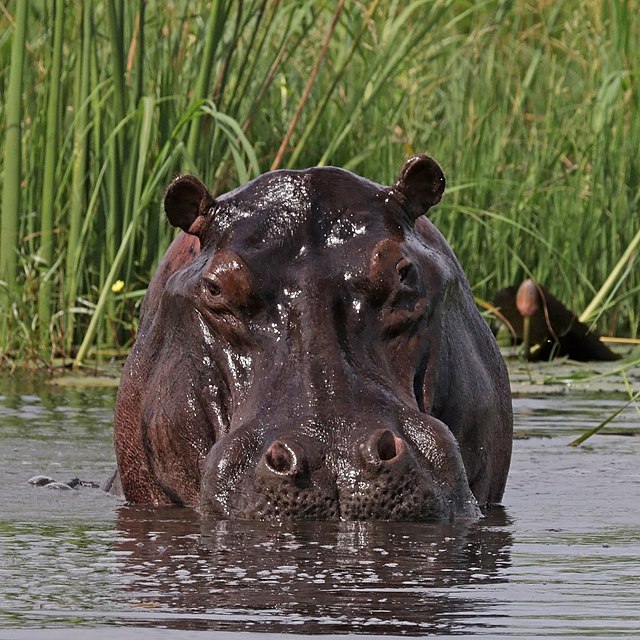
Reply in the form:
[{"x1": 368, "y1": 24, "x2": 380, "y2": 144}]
[{"x1": 0, "y1": 374, "x2": 639, "y2": 638}]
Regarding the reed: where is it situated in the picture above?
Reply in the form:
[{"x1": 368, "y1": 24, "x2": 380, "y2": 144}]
[
  {"x1": 62, "y1": 3, "x2": 91, "y2": 355},
  {"x1": 0, "y1": 1, "x2": 638, "y2": 367},
  {"x1": 0, "y1": 0, "x2": 27, "y2": 347},
  {"x1": 37, "y1": 0, "x2": 64, "y2": 353}
]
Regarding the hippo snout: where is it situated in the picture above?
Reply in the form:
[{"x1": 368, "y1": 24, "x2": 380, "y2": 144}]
[{"x1": 201, "y1": 424, "x2": 479, "y2": 522}]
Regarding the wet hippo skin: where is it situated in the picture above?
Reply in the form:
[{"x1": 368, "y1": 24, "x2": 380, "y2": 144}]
[{"x1": 113, "y1": 155, "x2": 513, "y2": 520}]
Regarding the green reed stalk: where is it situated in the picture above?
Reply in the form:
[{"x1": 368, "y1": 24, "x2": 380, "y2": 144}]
[
  {"x1": 237, "y1": 4, "x2": 310, "y2": 139},
  {"x1": 101, "y1": 0, "x2": 128, "y2": 353},
  {"x1": 270, "y1": 0, "x2": 346, "y2": 170},
  {"x1": 200, "y1": 102, "x2": 259, "y2": 183},
  {"x1": 213, "y1": 3, "x2": 314, "y2": 187},
  {"x1": 0, "y1": 1, "x2": 28, "y2": 294},
  {"x1": 186, "y1": 0, "x2": 230, "y2": 160},
  {"x1": 38, "y1": 0, "x2": 65, "y2": 351},
  {"x1": 286, "y1": 0, "x2": 381, "y2": 169},
  {"x1": 133, "y1": 0, "x2": 145, "y2": 105},
  {"x1": 105, "y1": 0, "x2": 126, "y2": 252},
  {"x1": 64, "y1": 2, "x2": 92, "y2": 355},
  {"x1": 120, "y1": 1, "x2": 147, "y2": 290},
  {"x1": 222, "y1": 0, "x2": 269, "y2": 117},
  {"x1": 317, "y1": 0, "x2": 437, "y2": 167},
  {"x1": 74, "y1": 97, "x2": 155, "y2": 368},
  {"x1": 569, "y1": 388, "x2": 640, "y2": 447},
  {"x1": 580, "y1": 227, "x2": 640, "y2": 324}
]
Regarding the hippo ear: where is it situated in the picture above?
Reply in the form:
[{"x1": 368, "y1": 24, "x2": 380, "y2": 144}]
[
  {"x1": 392, "y1": 155, "x2": 446, "y2": 221},
  {"x1": 164, "y1": 175, "x2": 215, "y2": 235}
]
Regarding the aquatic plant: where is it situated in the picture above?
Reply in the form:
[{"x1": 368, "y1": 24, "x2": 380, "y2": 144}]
[{"x1": 0, "y1": 1, "x2": 638, "y2": 366}]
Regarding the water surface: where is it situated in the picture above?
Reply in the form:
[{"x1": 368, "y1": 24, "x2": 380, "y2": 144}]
[{"x1": 0, "y1": 374, "x2": 638, "y2": 638}]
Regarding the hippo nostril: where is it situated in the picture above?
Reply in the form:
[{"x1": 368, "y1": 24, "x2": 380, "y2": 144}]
[
  {"x1": 377, "y1": 429, "x2": 398, "y2": 461},
  {"x1": 265, "y1": 441, "x2": 297, "y2": 475},
  {"x1": 360, "y1": 429, "x2": 404, "y2": 467}
]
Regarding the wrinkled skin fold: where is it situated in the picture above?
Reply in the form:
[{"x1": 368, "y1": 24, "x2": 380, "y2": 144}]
[{"x1": 113, "y1": 155, "x2": 513, "y2": 521}]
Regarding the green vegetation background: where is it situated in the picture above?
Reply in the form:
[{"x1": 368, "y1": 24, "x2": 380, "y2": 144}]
[{"x1": 0, "y1": 0, "x2": 638, "y2": 367}]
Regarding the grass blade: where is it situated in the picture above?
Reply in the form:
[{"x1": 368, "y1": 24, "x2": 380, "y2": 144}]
[{"x1": 569, "y1": 388, "x2": 640, "y2": 447}]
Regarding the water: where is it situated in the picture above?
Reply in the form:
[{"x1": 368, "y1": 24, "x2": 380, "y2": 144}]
[{"x1": 1, "y1": 374, "x2": 639, "y2": 638}]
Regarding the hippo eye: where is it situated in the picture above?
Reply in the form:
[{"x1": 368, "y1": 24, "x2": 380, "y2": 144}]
[
  {"x1": 396, "y1": 258, "x2": 415, "y2": 285},
  {"x1": 203, "y1": 274, "x2": 222, "y2": 297}
]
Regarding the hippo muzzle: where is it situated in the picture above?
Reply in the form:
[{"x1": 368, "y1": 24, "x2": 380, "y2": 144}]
[
  {"x1": 113, "y1": 155, "x2": 513, "y2": 520},
  {"x1": 201, "y1": 412, "x2": 480, "y2": 521}
]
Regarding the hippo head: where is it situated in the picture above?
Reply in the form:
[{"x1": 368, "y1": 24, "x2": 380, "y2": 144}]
[{"x1": 113, "y1": 156, "x2": 512, "y2": 521}]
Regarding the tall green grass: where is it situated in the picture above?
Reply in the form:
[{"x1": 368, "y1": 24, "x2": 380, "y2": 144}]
[
  {"x1": 0, "y1": 0, "x2": 638, "y2": 367},
  {"x1": 0, "y1": 0, "x2": 27, "y2": 346}
]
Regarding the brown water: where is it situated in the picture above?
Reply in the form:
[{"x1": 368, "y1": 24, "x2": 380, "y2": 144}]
[{"x1": 0, "y1": 374, "x2": 639, "y2": 638}]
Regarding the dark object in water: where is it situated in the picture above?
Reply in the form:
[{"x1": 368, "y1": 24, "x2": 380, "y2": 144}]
[
  {"x1": 28, "y1": 475, "x2": 55, "y2": 486},
  {"x1": 67, "y1": 477, "x2": 101, "y2": 489},
  {"x1": 27, "y1": 475, "x2": 100, "y2": 490},
  {"x1": 493, "y1": 279, "x2": 620, "y2": 362}
]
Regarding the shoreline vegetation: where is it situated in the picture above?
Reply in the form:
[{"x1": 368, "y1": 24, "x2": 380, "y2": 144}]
[{"x1": 1, "y1": 1, "x2": 638, "y2": 369}]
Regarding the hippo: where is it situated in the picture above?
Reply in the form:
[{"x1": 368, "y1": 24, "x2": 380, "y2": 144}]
[
  {"x1": 112, "y1": 155, "x2": 513, "y2": 521},
  {"x1": 493, "y1": 279, "x2": 620, "y2": 362}
]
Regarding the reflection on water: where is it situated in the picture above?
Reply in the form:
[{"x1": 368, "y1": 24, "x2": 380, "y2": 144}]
[
  {"x1": 0, "y1": 374, "x2": 639, "y2": 637},
  {"x1": 109, "y1": 507, "x2": 510, "y2": 634}
]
